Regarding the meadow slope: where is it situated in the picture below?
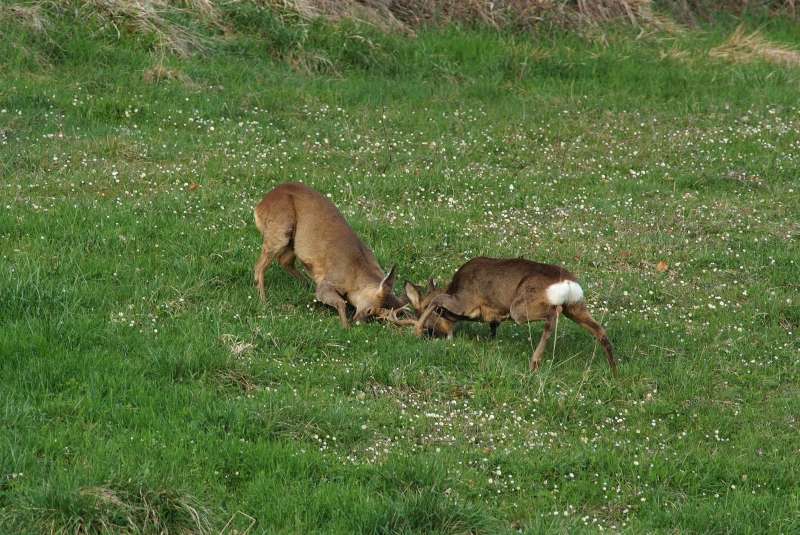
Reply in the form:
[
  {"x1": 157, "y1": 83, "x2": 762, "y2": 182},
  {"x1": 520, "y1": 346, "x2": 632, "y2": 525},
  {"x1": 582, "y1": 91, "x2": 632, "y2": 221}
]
[{"x1": 2, "y1": 10, "x2": 800, "y2": 533}]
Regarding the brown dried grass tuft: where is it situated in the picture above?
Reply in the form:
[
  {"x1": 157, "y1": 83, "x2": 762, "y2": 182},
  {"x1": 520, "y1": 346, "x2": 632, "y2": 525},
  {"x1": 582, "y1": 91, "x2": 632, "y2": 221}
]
[
  {"x1": 219, "y1": 333, "x2": 256, "y2": 357},
  {"x1": 385, "y1": 0, "x2": 672, "y2": 31},
  {"x1": 13, "y1": 0, "x2": 785, "y2": 60},
  {"x1": 710, "y1": 24, "x2": 800, "y2": 67},
  {"x1": 80, "y1": 0, "x2": 213, "y2": 57},
  {"x1": 268, "y1": 0, "x2": 412, "y2": 33},
  {"x1": 1, "y1": 4, "x2": 49, "y2": 32},
  {"x1": 575, "y1": 0, "x2": 651, "y2": 24},
  {"x1": 285, "y1": 48, "x2": 339, "y2": 75},
  {"x1": 659, "y1": 43, "x2": 693, "y2": 62},
  {"x1": 216, "y1": 367, "x2": 260, "y2": 393},
  {"x1": 69, "y1": 486, "x2": 214, "y2": 534},
  {"x1": 252, "y1": 0, "x2": 672, "y2": 33},
  {"x1": 143, "y1": 63, "x2": 197, "y2": 86}
]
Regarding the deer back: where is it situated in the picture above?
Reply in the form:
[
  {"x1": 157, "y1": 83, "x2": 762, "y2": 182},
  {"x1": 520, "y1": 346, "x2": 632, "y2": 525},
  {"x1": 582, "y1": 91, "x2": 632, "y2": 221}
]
[
  {"x1": 447, "y1": 257, "x2": 573, "y2": 310},
  {"x1": 282, "y1": 184, "x2": 384, "y2": 284}
]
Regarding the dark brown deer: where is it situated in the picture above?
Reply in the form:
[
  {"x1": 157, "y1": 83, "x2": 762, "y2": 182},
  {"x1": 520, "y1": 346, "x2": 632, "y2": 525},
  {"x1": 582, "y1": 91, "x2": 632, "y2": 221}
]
[
  {"x1": 405, "y1": 257, "x2": 617, "y2": 374},
  {"x1": 253, "y1": 182, "x2": 403, "y2": 327}
]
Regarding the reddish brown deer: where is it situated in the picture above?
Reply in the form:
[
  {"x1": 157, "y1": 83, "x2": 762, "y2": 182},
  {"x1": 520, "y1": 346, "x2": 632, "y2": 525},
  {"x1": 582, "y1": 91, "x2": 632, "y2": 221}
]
[
  {"x1": 405, "y1": 257, "x2": 617, "y2": 374},
  {"x1": 253, "y1": 182, "x2": 403, "y2": 328}
]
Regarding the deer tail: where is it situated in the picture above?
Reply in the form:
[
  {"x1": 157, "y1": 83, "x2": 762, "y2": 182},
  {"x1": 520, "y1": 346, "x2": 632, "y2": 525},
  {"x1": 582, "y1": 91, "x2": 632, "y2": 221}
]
[{"x1": 545, "y1": 280, "x2": 584, "y2": 306}]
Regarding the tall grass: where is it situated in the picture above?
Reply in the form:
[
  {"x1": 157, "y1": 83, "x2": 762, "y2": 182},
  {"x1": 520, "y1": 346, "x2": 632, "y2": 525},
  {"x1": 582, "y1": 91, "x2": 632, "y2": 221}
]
[{"x1": 1, "y1": 0, "x2": 797, "y2": 65}]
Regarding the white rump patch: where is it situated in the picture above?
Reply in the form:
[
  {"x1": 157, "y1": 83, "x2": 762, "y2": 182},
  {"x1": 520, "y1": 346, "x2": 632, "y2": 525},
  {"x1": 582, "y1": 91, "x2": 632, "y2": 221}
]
[{"x1": 545, "y1": 280, "x2": 584, "y2": 306}]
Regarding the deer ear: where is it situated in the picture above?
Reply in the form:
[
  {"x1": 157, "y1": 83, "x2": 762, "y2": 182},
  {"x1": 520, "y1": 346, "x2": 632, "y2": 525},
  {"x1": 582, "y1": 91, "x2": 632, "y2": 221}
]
[
  {"x1": 380, "y1": 265, "x2": 397, "y2": 292},
  {"x1": 427, "y1": 278, "x2": 436, "y2": 291},
  {"x1": 404, "y1": 281, "x2": 421, "y2": 309}
]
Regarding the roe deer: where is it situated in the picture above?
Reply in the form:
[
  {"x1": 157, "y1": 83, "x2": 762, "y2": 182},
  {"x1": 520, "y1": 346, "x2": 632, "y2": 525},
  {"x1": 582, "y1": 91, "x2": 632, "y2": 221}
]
[
  {"x1": 405, "y1": 257, "x2": 617, "y2": 374},
  {"x1": 253, "y1": 182, "x2": 403, "y2": 327}
]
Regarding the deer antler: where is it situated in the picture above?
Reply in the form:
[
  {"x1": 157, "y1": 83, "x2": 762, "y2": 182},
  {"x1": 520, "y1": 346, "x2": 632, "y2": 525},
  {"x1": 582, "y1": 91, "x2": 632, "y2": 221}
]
[
  {"x1": 375, "y1": 305, "x2": 417, "y2": 327},
  {"x1": 414, "y1": 303, "x2": 446, "y2": 336}
]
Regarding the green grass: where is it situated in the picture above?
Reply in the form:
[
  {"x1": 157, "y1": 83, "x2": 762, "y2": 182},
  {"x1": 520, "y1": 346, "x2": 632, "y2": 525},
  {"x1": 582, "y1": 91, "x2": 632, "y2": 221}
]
[{"x1": 2, "y1": 9, "x2": 800, "y2": 534}]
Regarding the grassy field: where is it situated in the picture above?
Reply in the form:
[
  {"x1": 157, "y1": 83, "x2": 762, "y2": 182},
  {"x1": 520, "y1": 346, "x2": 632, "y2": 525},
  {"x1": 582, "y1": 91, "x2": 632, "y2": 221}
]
[{"x1": 2, "y1": 6, "x2": 800, "y2": 533}]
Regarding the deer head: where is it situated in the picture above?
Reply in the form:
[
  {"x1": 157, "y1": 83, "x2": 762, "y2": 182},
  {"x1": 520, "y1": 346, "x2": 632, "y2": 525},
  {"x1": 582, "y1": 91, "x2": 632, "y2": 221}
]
[
  {"x1": 404, "y1": 278, "x2": 455, "y2": 338},
  {"x1": 352, "y1": 265, "x2": 398, "y2": 322}
]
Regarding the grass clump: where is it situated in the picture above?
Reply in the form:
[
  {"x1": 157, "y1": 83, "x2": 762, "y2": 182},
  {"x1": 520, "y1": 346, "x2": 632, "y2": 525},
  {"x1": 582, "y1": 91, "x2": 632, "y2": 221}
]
[
  {"x1": 710, "y1": 23, "x2": 800, "y2": 65},
  {"x1": 1, "y1": 484, "x2": 214, "y2": 534},
  {"x1": 72, "y1": 486, "x2": 213, "y2": 534}
]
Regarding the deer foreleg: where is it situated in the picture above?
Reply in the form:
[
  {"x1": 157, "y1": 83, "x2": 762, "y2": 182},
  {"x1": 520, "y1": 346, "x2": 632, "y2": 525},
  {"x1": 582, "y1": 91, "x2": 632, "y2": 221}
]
[{"x1": 315, "y1": 282, "x2": 350, "y2": 329}]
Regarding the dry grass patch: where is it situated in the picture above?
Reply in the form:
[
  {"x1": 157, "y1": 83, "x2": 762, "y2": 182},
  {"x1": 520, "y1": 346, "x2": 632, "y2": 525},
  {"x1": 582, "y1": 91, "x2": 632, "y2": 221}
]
[
  {"x1": 265, "y1": 0, "x2": 684, "y2": 34},
  {"x1": 216, "y1": 367, "x2": 260, "y2": 393},
  {"x1": 659, "y1": 45, "x2": 692, "y2": 62},
  {"x1": 220, "y1": 333, "x2": 256, "y2": 358},
  {"x1": 281, "y1": 0, "x2": 412, "y2": 33},
  {"x1": 2, "y1": 0, "x2": 681, "y2": 56},
  {"x1": 388, "y1": 0, "x2": 670, "y2": 30},
  {"x1": 710, "y1": 25, "x2": 800, "y2": 66},
  {"x1": 575, "y1": 0, "x2": 654, "y2": 25},
  {"x1": 143, "y1": 64, "x2": 197, "y2": 86},
  {"x1": 80, "y1": 0, "x2": 212, "y2": 56},
  {"x1": 60, "y1": 486, "x2": 214, "y2": 534},
  {"x1": 0, "y1": 4, "x2": 49, "y2": 32},
  {"x1": 285, "y1": 48, "x2": 339, "y2": 75}
]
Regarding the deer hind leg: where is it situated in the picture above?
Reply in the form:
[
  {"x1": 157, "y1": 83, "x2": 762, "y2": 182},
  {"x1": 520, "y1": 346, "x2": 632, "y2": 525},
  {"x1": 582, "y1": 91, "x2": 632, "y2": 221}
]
[
  {"x1": 254, "y1": 210, "x2": 295, "y2": 303},
  {"x1": 255, "y1": 241, "x2": 294, "y2": 303},
  {"x1": 563, "y1": 303, "x2": 617, "y2": 376},
  {"x1": 315, "y1": 281, "x2": 350, "y2": 329},
  {"x1": 510, "y1": 294, "x2": 559, "y2": 372},
  {"x1": 277, "y1": 249, "x2": 306, "y2": 282},
  {"x1": 254, "y1": 244, "x2": 273, "y2": 303}
]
